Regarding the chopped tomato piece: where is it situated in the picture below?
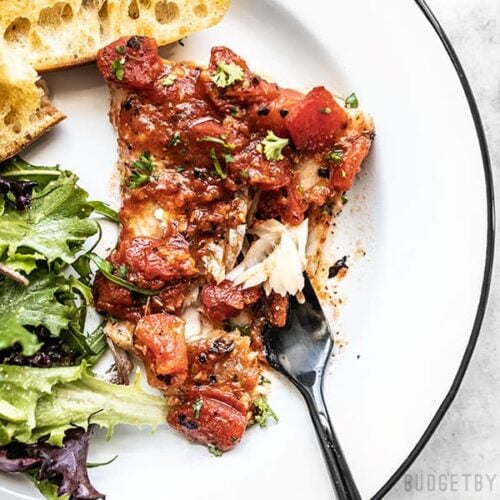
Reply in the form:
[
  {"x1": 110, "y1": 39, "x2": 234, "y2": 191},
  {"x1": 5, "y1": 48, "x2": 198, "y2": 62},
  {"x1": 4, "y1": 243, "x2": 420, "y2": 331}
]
[
  {"x1": 167, "y1": 388, "x2": 247, "y2": 451},
  {"x1": 203, "y1": 46, "x2": 280, "y2": 111},
  {"x1": 112, "y1": 234, "x2": 198, "y2": 290},
  {"x1": 93, "y1": 272, "x2": 143, "y2": 322},
  {"x1": 134, "y1": 313, "x2": 188, "y2": 390},
  {"x1": 228, "y1": 139, "x2": 291, "y2": 191},
  {"x1": 257, "y1": 181, "x2": 307, "y2": 226},
  {"x1": 201, "y1": 280, "x2": 263, "y2": 322},
  {"x1": 263, "y1": 292, "x2": 289, "y2": 327},
  {"x1": 330, "y1": 135, "x2": 372, "y2": 192},
  {"x1": 96, "y1": 36, "x2": 163, "y2": 90},
  {"x1": 248, "y1": 88, "x2": 304, "y2": 137},
  {"x1": 285, "y1": 86, "x2": 348, "y2": 151}
]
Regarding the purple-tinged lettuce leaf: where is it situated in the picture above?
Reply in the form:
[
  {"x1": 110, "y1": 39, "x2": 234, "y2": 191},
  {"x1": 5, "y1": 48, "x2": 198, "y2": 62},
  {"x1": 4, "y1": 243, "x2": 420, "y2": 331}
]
[
  {"x1": 36, "y1": 426, "x2": 104, "y2": 500},
  {"x1": 0, "y1": 176, "x2": 37, "y2": 210},
  {"x1": 0, "y1": 426, "x2": 103, "y2": 500}
]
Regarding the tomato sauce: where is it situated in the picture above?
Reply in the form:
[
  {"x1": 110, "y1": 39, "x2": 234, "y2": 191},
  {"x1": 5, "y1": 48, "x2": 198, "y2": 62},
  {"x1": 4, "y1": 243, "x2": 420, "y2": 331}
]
[{"x1": 94, "y1": 36, "x2": 373, "y2": 451}]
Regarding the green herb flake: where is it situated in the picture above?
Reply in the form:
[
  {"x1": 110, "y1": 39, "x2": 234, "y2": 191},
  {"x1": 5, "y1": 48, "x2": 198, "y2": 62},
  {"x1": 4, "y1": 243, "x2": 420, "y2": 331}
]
[
  {"x1": 240, "y1": 169, "x2": 249, "y2": 179},
  {"x1": 192, "y1": 397, "x2": 203, "y2": 419},
  {"x1": 175, "y1": 166, "x2": 185, "y2": 173},
  {"x1": 111, "y1": 57, "x2": 126, "y2": 81},
  {"x1": 167, "y1": 132, "x2": 181, "y2": 148},
  {"x1": 229, "y1": 106, "x2": 239, "y2": 117},
  {"x1": 210, "y1": 61, "x2": 244, "y2": 88},
  {"x1": 253, "y1": 397, "x2": 279, "y2": 428},
  {"x1": 129, "y1": 151, "x2": 155, "y2": 189},
  {"x1": 261, "y1": 131, "x2": 289, "y2": 161},
  {"x1": 115, "y1": 45, "x2": 126, "y2": 55},
  {"x1": 197, "y1": 136, "x2": 236, "y2": 150},
  {"x1": 117, "y1": 264, "x2": 128, "y2": 279},
  {"x1": 259, "y1": 375, "x2": 271, "y2": 385},
  {"x1": 209, "y1": 149, "x2": 227, "y2": 180},
  {"x1": 320, "y1": 107, "x2": 332, "y2": 114},
  {"x1": 345, "y1": 92, "x2": 359, "y2": 109},
  {"x1": 224, "y1": 153, "x2": 235, "y2": 164},
  {"x1": 341, "y1": 194, "x2": 349, "y2": 205},
  {"x1": 161, "y1": 74, "x2": 177, "y2": 87},
  {"x1": 326, "y1": 150, "x2": 344, "y2": 164},
  {"x1": 237, "y1": 324, "x2": 251, "y2": 336},
  {"x1": 207, "y1": 443, "x2": 223, "y2": 457}
]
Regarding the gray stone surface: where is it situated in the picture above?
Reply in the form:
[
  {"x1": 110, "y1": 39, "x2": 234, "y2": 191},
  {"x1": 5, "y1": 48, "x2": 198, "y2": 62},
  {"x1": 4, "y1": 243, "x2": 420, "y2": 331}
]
[{"x1": 387, "y1": 1, "x2": 500, "y2": 498}]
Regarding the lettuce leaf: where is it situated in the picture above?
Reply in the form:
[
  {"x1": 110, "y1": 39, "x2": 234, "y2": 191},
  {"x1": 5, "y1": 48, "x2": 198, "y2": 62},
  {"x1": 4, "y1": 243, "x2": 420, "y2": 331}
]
[
  {"x1": 0, "y1": 364, "x2": 84, "y2": 445},
  {"x1": 0, "y1": 363, "x2": 167, "y2": 447},
  {"x1": 0, "y1": 161, "x2": 98, "y2": 271},
  {"x1": 3, "y1": 427, "x2": 101, "y2": 500},
  {"x1": 0, "y1": 272, "x2": 82, "y2": 355}
]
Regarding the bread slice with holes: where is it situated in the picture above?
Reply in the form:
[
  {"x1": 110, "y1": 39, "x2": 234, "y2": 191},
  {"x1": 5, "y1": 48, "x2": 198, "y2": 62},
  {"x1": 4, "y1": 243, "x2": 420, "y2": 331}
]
[
  {"x1": 0, "y1": 0, "x2": 229, "y2": 161},
  {"x1": 0, "y1": 47, "x2": 65, "y2": 161},
  {"x1": 1, "y1": 0, "x2": 230, "y2": 71}
]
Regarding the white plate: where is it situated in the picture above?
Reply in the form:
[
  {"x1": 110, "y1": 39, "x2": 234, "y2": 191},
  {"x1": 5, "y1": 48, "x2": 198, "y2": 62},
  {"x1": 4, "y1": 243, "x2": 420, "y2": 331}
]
[{"x1": 1, "y1": 0, "x2": 493, "y2": 499}]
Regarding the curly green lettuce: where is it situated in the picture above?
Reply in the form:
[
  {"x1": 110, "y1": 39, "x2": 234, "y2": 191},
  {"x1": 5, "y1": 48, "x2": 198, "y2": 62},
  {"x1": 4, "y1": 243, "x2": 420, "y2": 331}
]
[
  {"x1": 0, "y1": 272, "x2": 83, "y2": 356},
  {"x1": 0, "y1": 363, "x2": 167, "y2": 447},
  {"x1": 0, "y1": 158, "x2": 98, "y2": 273}
]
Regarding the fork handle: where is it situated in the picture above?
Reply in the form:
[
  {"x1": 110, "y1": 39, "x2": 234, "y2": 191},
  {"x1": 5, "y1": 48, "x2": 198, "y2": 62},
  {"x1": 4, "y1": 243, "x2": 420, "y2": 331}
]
[{"x1": 302, "y1": 384, "x2": 361, "y2": 500}]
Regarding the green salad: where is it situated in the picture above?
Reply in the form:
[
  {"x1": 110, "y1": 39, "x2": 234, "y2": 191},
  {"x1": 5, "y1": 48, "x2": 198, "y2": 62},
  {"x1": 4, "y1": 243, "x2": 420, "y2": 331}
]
[{"x1": 0, "y1": 157, "x2": 167, "y2": 500}]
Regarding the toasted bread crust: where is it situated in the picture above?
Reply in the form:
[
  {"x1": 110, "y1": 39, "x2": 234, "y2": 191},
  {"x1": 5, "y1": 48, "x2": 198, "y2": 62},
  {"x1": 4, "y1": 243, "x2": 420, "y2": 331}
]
[
  {"x1": 2, "y1": 0, "x2": 230, "y2": 73},
  {"x1": 0, "y1": 0, "x2": 229, "y2": 161},
  {"x1": 0, "y1": 102, "x2": 66, "y2": 161}
]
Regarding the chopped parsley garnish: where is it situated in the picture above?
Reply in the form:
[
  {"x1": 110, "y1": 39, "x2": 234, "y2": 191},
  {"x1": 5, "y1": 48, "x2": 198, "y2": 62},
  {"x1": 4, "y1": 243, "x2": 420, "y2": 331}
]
[
  {"x1": 210, "y1": 61, "x2": 244, "y2": 88},
  {"x1": 176, "y1": 165, "x2": 185, "y2": 173},
  {"x1": 261, "y1": 131, "x2": 289, "y2": 161},
  {"x1": 197, "y1": 136, "x2": 236, "y2": 150},
  {"x1": 224, "y1": 153, "x2": 235, "y2": 164},
  {"x1": 161, "y1": 74, "x2": 177, "y2": 87},
  {"x1": 192, "y1": 397, "x2": 203, "y2": 419},
  {"x1": 320, "y1": 107, "x2": 332, "y2": 114},
  {"x1": 118, "y1": 264, "x2": 128, "y2": 279},
  {"x1": 229, "y1": 106, "x2": 239, "y2": 117},
  {"x1": 207, "y1": 443, "x2": 223, "y2": 457},
  {"x1": 223, "y1": 321, "x2": 251, "y2": 336},
  {"x1": 345, "y1": 92, "x2": 359, "y2": 109},
  {"x1": 210, "y1": 149, "x2": 227, "y2": 180},
  {"x1": 111, "y1": 57, "x2": 125, "y2": 81},
  {"x1": 240, "y1": 169, "x2": 249, "y2": 178},
  {"x1": 115, "y1": 45, "x2": 126, "y2": 55},
  {"x1": 167, "y1": 132, "x2": 181, "y2": 147},
  {"x1": 235, "y1": 324, "x2": 250, "y2": 336},
  {"x1": 129, "y1": 151, "x2": 155, "y2": 188},
  {"x1": 326, "y1": 150, "x2": 344, "y2": 164},
  {"x1": 253, "y1": 397, "x2": 279, "y2": 428},
  {"x1": 341, "y1": 194, "x2": 349, "y2": 205},
  {"x1": 259, "y1": 375, "x2": 271, "y2": 385}
]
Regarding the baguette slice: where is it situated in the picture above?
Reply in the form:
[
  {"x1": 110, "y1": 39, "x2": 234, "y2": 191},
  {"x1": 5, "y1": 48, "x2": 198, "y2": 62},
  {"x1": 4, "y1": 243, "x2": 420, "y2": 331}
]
[
  {"x1": 0, "y1": 48, "x2": 65, "y2": 161},
  {"x1": 1, "y1": 0, "x2": 230, "y2": 72}
]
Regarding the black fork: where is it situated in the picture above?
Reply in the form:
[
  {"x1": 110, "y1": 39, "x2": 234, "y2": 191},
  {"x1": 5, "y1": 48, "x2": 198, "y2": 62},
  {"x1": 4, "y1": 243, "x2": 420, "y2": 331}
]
[{"x1": 262, "y1": 275, "x2": 361, "y2": 500}]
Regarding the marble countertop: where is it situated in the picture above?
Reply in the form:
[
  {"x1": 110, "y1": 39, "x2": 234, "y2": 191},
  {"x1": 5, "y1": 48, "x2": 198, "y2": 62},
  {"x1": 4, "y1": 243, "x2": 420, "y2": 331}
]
[{"x1": 387, "y1": 0, "x2": 500, "y2": 498}]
